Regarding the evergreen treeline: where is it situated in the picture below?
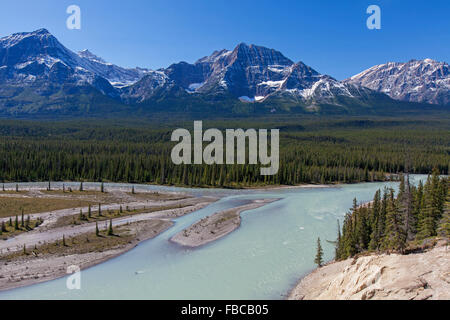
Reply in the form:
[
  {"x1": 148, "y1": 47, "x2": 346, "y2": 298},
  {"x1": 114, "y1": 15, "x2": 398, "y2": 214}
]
[
  {"x1": 0, "y1": 119, "x2": 448, "y2": 187},
  {"x1": 336, "y1": 170, "x2": 449, "y2": 260}
]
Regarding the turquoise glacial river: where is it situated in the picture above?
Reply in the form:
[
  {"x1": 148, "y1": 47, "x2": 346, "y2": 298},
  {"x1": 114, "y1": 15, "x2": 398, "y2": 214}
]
[{"x1": 0, "y1": 175, "x2": 427, "y2": 299}]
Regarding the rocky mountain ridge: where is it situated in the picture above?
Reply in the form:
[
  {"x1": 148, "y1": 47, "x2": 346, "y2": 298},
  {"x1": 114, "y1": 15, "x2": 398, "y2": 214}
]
[
  {"x1": 346, "y1": 59, "x2": 450, "y2": 105},
  {"x1": 0, "y1": 29, "x2": 448, "y2": 116}
]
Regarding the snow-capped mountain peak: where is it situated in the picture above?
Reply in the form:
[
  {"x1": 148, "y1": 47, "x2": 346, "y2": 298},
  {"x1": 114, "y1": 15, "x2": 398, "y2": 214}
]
[
  {"x1": 1, "y1": 29, "x2": 379, "y2": 106},
  {"x1": 78, "y1": 49, "x2": 108, "y2": 64},
  {"x1": 346, "y1": 59, "x2": 449, "y2": 105},
  {"x1": 1, "y1": 28, "x2": 448, "y2": 115},
  {"x1": 0, "y1": 29, "x2": 150, "y2": 88},
  {"x1": 162, "y1": 42, "x2": 359, "y2": 103},
  {"x1": 0, "y1": 28, "x2": 53, "y2": 48}
]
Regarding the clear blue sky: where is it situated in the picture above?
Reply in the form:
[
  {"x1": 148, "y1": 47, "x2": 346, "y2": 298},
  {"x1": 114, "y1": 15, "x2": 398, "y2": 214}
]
[{"x1": 1, "y1": 0, "x2": 449, "y2": 79}]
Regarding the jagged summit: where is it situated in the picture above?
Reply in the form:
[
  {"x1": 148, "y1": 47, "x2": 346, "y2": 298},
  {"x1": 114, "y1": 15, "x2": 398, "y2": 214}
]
[
  {"x1": 0, "y1": 28, "x2": 58, "y2": 51},
  {"x1": 30, "y1": 28, "x2": 51, "y2": 35},
  {"x1": 78, "y1": 49, "x2": 107, "y2": 64},
  {"x1": 231, "y1": 42, "x2": 294, "y2": 66},
  {"x1": 160, "y1": 42, "x2": 363, "y2": 102}
]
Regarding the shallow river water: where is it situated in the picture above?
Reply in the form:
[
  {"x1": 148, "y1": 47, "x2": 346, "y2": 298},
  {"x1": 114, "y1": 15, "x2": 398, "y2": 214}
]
[{"x1": 0, "y1": 175, "x2": 427, "y2": 299}]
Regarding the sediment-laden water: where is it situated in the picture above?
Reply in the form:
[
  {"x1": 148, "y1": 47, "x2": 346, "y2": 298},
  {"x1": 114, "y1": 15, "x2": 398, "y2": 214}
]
[{"x1": 0, "y1": 175, "x2": 427, "y2": 299}]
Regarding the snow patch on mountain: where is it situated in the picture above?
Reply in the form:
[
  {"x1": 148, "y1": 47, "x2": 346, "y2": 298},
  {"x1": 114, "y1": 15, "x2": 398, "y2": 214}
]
[
  {"x1": 239, "y1": 95, "x2": 266, "y2": 103},
  {"x1": 258, "y1": 80, "x2": 285, "y2": 88},
  {"x1": 186, "y1": 82, "x2": 204, "y2": 93}
]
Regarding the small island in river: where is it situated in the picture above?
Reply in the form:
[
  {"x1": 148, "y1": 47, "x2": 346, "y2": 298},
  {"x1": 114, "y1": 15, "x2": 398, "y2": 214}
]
[{"x1": 171, "y1": 199, "x2": 279, "y2": 247}]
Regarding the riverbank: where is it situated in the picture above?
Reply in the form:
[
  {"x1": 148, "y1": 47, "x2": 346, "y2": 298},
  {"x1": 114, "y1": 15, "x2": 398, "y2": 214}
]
[
  {"x1": 1, "y1": 181, "x2": 331, "y2": 191},
  {"x1": 0, "y1": 186, "x2": 218, "y2": 291},
  {"x1": 288, "y1": 240, "x2": 450, "y2": 300},
  {"x1": 241, "y1": 184, "x2": 330, "y2": 190},
  {"x1": 170, "y1": 199, "x2": 279, "y2": 247},
  {"x1": 0, "y1": 219, "x2": 173, "y2": 292}
]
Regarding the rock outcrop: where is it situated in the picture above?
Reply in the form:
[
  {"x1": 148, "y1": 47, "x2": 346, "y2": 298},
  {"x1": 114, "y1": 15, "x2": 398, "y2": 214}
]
[{"x1": 289, "y1": 242, "x2": 449, "y2": 300}]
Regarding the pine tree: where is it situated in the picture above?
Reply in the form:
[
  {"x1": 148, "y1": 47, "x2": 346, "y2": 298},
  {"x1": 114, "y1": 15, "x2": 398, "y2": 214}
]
[
  {"x1": 339, "y1": 213, "x2": 355, "y2": 259},
  {"x1": 79, "y1": 182, "x2": 83, "y2": 192},
  {"x1": 14, "y1": 215, "x2": 19, "y2": 230},
  {"x1": 369, "y1": 189, "x2": 382, "y2": 250},
  {"x1": 355, "y1": 206, "x2": 370, "y2": 251},
  {"x1": 21, "y1": 209, "x2": 24, "y2": 227},
  {"x1": 438, "y1": 207, "x2": 450, "y2": 238},
  {"x1": 335, "y1": 220, "x2": 341, "y2": 260},
  {"x1": 62, "y1": 235, "x2": 66, "y2": 246},
  {"x1": 88, "y1": 204, "x2": 92, "y2": 219},
  {"x1": 412, "y1": 181, "x2": 424, "y2": 235},
  {"x1": 397, "y1": 174, "x2": 406, "y2": 202},
  {"x1": 131, "y1": 186, "x2": 135, "y2": 194},
  {"x1": 437, "y1": 178, "x2": 450, "y2": 237},
  {"x1": 399, "y1": 174, "x2": 415, "y2": 241},
  {"x1": 160, "y1": 161, "x2": 166, "y2": 184},
  {"x1": 25, "y1": 215, "x2": 30, "y2": 229},
  {"x1": 95, "y1": 221, "x2": 100, "y2": 237},
  {"x1": 107, "y1": 219, "x2": 114, "y2": 236},
  {"x1": 352, "y1": 198, "x2": 358, "y2": 212},
  {"x1": 314, "y1": 237, "x2": 324, "y2": 267},
  {"x1": 382, "y1": 189, "x2": 406, "y2": 252},
  {"x1": 1, "y1": 221, "x2": 6, "y2": 233},
  {"x1": 98, "y1": 203, "x2": 102, "y2": 216},
  {"x1": 101, "y1": 182, "x2": 105, "y2": 193},
  {"x1": 417, "y1": 171, "x2": 442, "y2": 239}
]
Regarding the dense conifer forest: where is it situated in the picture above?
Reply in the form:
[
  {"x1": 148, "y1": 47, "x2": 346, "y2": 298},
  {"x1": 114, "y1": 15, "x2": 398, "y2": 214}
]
[
  {"x1": 0, "y1": 116, "x2": 448, "y2": 188},
  {"x1": 336, "y1": 170, "x2": 449, "y2": 260}
]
